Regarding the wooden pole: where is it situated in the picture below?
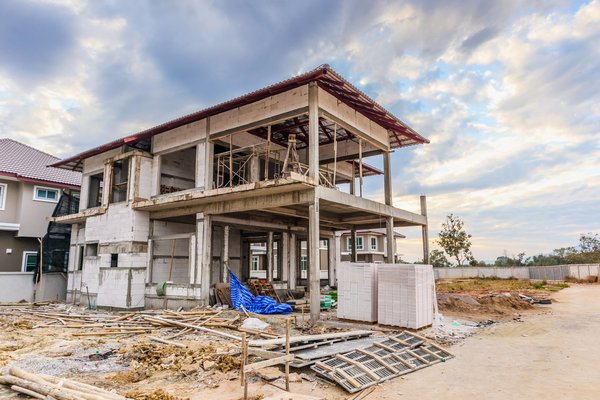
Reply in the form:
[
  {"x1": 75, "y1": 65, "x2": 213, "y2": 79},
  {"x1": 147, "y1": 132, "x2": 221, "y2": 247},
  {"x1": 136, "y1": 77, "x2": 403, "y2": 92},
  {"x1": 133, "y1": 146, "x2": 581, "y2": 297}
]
[
  {"x1": 37, "y1": 238, "x2": 43, "y2": 301},
  {"x1": 229, "y1": 134, "x2": 233, "y2": 187},
  {"x1": 285, "y1": 318, "x2": 291, "y2": 391},
  {"x1": 264, "y1": 125, "x2": 271, "y2": 180}
]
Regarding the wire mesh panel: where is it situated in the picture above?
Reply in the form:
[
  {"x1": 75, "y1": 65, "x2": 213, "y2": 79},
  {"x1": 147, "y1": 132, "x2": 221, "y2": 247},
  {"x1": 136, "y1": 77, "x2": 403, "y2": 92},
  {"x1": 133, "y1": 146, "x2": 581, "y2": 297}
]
[{"x1": 310, "y1": 330, "x2": 453, "y2": 393}]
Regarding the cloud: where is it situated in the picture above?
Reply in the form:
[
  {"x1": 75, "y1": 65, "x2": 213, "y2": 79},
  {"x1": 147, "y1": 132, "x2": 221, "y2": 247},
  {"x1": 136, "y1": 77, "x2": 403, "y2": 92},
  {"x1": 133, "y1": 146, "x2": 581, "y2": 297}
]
[{"x1": 0, "y1": 0, "x2": 598, "y2": 263}]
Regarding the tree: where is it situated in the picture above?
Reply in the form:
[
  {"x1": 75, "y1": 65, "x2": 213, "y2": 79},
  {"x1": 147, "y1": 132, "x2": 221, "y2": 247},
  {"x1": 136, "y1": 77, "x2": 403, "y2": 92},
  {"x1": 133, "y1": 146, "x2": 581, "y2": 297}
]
[
  {"x1": 437, "y1": 214, "x2": 474, "y2": 266},
  {"x1": 429, "y1": 249, "x2": 451, "y2": 268}
]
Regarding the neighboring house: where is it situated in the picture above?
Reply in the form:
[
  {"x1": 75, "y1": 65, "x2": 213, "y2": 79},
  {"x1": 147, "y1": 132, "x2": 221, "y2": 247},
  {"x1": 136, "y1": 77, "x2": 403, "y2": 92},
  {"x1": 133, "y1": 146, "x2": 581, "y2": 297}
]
[
  {"x1": 50, "y1": 65, "x2": 430, "y2": 316},
  {"x1": 340, "y1": 229, "x2": 405, "y2": 263},
  {"x1": 0, "y1": 139, "x2": 81, "y2": 272}
]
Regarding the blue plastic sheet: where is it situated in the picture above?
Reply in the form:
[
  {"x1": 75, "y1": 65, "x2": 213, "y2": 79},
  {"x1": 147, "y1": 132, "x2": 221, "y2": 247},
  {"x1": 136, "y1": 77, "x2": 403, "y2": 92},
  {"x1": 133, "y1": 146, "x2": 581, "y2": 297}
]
[{"x1": 229, "y1": 272, "x2": 293, "y2": 315}]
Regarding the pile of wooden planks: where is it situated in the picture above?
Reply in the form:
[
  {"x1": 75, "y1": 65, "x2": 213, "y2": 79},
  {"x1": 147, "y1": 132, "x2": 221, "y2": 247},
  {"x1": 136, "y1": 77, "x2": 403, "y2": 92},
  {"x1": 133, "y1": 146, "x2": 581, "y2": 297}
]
[{"x1": 0, "y1": 367, "x2": 127, "y2": 400}]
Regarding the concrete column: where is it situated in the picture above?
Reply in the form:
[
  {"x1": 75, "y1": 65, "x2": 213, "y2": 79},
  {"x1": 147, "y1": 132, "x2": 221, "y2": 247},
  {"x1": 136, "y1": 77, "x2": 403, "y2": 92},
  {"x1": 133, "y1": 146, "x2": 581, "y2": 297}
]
[
  {"x1": 188, "y1": 234, "x2": 196, "y2": 284},
  {"x1": 349, "y1": 162, "x2": 355, "y2": 195},
  {"x1": 249, "y1": 153, "x2": 260, "y2": 183},
  {"x1": 289, "y1": 233, "x2": 297, "y2": 290},
  {"x1": 328, "y1": 235, "x2": 336, "y2": 287},
  {"x1": 309, "y1": 198, "x2": 320, "y2": 322},
  {"x1": 383, "y1": 151, "x2": 393, "y2": 205},
  {"x1": 281, "y1": 231, "x2": 289, "y2": 283},
  {"x1": 308, "y1": 82, "x2": 319, "y2": 183},
  {"x1": 147, "y1": 239, "x2": 153, "y2": 284},
  {"x1": 267, "y1": 231, "x2": 274, "y2": 282},
  {"x1": 195, "y1": 142, "x2": 205, "y2": 189},
  {"x1": 421, "y1": 195, "x2": 429, "y2": 264},
  {"x1": 386, "y1": 217, "x2": 395, "y2": 264},
  {"x1": 204, "y1": 118, "x2": 214, "y2": 190},
  {"x1": 351, "y1": 228, "x2": 357, "y2": 262},
  {"x1": 197, "y1": 212, "x2": 212, "y2": 304},
  {"x1": 223, "y1": 225, "x2": 230, "y2": 283},
  {"x1": 152, "y1": 154, "x2": 162, "y2": 196},
  {"x1": 102, "y1": 163, "x2": 113, "y2": 206}
]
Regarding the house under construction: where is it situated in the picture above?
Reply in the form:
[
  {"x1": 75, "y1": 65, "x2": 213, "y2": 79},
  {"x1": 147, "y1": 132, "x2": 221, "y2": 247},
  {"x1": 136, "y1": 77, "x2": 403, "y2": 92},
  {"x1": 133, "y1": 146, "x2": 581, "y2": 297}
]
[{"x1": 51, "y1": 65, "x2": 430, "y2": 321}]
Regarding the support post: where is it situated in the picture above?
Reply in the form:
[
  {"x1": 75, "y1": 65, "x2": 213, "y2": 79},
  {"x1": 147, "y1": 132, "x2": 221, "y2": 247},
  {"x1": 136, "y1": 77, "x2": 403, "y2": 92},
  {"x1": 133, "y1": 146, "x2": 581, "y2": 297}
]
[
  {"x1": 420, "y1": 195, "x2": 429, "y2": 264},
  {"x1": 349, "y1": 161, "x2": 355, "y2": 195},
  {"x1": 197, "y1": 213, "x2": 213, "y2": 303},
  {"x1": 281, "y1": 231, "x2": 289, "y2": 284},
  {"x1": 223, "y1": 225, "x2": 230, "y2": 283},
  {"x1": 267, "y1": 231, "x2": 274, "y2": 282},
  {"x1": 358, "y1": 139, "x2": 363, "y2": 197},
  {"x1": 309, "y1": 198, "x2": 320, "y2": 322},
  {"x1": 384, "y1": 151, "x2": 395, "y2": 263},
  {"x1": 204, "y1": 118, "x2": 214, "y2": 190},
  {"x1": 351, "y1": 228, "x2": 357, "y2": 262},
  {"x1": 308, "y1": 82, "x2": 319, "y2": 183},
  {"x1": 289, "y1": 233, "x2": 297, "y2": 290},
  {"x1": 328, "y1": 235, "x2": 336, "y2": 287}
]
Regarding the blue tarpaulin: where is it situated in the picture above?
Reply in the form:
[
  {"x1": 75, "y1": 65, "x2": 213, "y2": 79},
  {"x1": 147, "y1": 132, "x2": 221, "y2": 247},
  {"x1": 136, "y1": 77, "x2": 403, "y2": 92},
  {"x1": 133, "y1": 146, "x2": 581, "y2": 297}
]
[{"x1": 229, "y1": 272, "x2": 293, "y2": 315}]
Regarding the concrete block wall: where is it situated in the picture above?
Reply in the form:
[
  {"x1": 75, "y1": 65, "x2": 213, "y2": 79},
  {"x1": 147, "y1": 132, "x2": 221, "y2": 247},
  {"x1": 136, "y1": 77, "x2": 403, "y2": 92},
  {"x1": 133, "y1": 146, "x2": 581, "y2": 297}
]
[
  {"x1": 378, "y1": 264, "x2": 434, "y2": 330},
  {"x1": 97, "y1": 267, "x2": 146, "y2": 309},
  {"x1": 86, "y1": 203, "x2": 149, "y2": 243},
  {"x1": 337, "y1": 262, "x2": 378, "y2": 322},
  {"x1": 0, "y1": 272, "x2": 67, "y2": 302},
  {"x1": 433, "y1": 264, "x2": 600, "y2": 281}
]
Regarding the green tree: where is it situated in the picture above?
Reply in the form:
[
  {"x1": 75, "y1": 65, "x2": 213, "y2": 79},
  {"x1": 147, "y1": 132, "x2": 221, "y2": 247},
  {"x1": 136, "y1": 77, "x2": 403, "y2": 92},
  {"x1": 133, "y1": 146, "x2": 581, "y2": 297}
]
[
  {"x1": 437, "y1": 214, "x2": 474, "y2": 266},
  {"x1": 429, "y1": 249, "x2": 451, "y2": 268}
]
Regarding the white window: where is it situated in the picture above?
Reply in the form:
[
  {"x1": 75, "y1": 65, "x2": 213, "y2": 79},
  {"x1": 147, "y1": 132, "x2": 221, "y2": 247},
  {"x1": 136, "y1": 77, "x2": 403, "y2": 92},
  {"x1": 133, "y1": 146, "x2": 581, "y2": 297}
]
[
  {"x1": 33, "y1": 186, "x2": 59, "y2": 203},
  {"x1": 356, "y1": 236, "x2": 364, "y2": 250},
  {"x1": 300, "y1": 255, "x2": 308, "y2": 279},
  {"x1": 22, "y1": 251, "x2": 38, "y2": 272},
  {"x1": 346, "y1": 236, "x2": 364, "y2": 251},
  {"x1": 0, "y1": 183, "x2": 7, "y2": 210},
  {"x1": 370, "y1": 237, "x2": 377, "y2": 251},
  {"x1": 251, "y1": 256, "x2": 259, "y2": 271}
]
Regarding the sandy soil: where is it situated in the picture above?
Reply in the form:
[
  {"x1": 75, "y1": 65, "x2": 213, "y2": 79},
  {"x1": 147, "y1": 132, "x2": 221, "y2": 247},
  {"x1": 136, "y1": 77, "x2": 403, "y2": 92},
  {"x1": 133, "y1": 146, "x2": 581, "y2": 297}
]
[{"x1": 364, "y1": 284, "x2": 600, "y2": 400}]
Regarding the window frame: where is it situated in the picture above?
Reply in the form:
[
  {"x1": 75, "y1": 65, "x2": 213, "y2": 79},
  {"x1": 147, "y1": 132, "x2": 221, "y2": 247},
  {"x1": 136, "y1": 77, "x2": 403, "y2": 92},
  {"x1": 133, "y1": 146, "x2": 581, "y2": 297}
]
[
  {"x1": 33, "y1": 185, "x2": 60, "y2": 203},
  {"x1": 356, "y1": 236, "x2": 364, "y2": 250},
  {"x1": 370, "y1": 237, "x2": 378, "y2": 251},
  {"x1": 87, "y1": 172, "x2": 104, "y2": 209},
  {"x1": 0, "y1": 182, "x2": 6, "y2": 210},
  {"x1": 22, "y1": 251, "x2": 38, "y2": 272},
  {"x1": 251, "y1": 256, "x2": 259, "y2": 271},
  {"x1": 110, "y1": 158, "x2": 130, "y2": 204}
]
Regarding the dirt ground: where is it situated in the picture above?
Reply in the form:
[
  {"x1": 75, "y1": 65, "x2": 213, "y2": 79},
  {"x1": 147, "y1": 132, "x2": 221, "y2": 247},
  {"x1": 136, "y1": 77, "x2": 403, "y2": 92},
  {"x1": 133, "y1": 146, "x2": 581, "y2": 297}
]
[
  {"x1": 2, "y1": 281, "x2": 596, "y2": 400},
  {"x1": 365, "y1": 284, "x2": 600, "y2": 400}
]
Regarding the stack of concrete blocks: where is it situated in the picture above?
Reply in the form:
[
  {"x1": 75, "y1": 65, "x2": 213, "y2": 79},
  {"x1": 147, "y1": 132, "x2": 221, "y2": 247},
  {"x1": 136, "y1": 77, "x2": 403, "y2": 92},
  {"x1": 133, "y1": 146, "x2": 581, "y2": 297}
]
[
  {"x1": 378, "y1": 264, "x2": 435, "y2": 329},
  {"x1": 336, "y1": 262, "x2": 378, "y2": 322}
]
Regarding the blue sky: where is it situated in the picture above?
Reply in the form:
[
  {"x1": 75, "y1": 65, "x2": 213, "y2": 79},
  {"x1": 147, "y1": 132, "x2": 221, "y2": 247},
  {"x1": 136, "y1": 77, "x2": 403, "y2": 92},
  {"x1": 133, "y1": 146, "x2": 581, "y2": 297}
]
[{"x1": 0, "y1": 0, "x2": 598, "y2": 262}]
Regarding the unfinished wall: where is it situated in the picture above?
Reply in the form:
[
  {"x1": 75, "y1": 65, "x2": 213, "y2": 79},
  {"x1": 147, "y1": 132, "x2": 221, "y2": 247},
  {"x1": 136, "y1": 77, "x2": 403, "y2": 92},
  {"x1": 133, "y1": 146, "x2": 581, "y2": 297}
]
[
  {"x1": 0, "y1": 272, "x2": 66, "y2": 302},
  {"x1": 97, "y1": 267, "x2": 146, "y2": 309},
  {"x1": 86, "y1": 203, "x2": 149, "y2": 243},
  {"x1": 153, "y1": 119, "x2": 207, "y2": 154}
]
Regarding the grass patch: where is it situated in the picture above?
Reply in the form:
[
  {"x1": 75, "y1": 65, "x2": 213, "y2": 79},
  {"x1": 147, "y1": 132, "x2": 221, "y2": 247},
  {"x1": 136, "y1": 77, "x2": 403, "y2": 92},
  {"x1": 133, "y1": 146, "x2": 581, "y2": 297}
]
[{"x1": 436, "y1": 277, "x2": 569, "y2": 292}]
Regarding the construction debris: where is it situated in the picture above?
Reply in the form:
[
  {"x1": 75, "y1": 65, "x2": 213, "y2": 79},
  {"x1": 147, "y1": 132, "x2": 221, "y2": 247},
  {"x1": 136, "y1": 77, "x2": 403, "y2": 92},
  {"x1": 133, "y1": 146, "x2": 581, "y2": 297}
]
[
  {"x1": 312, "y1": 331, "x2": 453, "y2": 393},
  {"x1": 0, "y1": 366, "x2": 125, "y2": 400}
]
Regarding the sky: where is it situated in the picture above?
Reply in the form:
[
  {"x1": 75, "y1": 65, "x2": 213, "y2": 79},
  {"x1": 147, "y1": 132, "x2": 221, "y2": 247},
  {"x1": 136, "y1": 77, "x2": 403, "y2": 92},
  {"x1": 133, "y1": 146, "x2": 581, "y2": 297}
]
[{"x1": 0, "y1": 0, "x2": 598, "y2": 262}]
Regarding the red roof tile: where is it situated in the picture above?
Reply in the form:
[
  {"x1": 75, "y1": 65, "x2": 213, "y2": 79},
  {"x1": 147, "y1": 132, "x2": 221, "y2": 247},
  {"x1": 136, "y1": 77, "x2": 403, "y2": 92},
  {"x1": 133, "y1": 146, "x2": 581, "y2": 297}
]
[{"x1": 0, "y1": 139, "x2": 81, "y2": 188}]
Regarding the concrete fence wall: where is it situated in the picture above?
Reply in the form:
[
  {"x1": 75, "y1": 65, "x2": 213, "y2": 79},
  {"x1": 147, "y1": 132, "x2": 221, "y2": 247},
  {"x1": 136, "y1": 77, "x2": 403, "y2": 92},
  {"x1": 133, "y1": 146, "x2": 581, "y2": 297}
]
[
  {"x1": 0, "y1": 272, "x2": 67, "y2": 302},
  {"x1": 434, "y1": 264, "x2": 600, "y2": 281}
]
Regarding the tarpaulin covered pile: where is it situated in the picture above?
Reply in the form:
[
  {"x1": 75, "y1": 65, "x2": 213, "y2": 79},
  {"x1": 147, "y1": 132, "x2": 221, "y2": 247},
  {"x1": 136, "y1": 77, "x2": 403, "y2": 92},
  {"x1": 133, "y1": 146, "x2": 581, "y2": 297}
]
[{"x1": 229, "y1": 272, "x2": 292, "y2": 314}]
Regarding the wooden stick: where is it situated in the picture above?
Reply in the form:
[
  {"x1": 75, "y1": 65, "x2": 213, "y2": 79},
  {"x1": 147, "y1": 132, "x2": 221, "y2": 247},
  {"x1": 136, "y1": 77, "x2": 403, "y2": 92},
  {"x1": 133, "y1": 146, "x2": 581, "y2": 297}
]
[
  {"x1": 285, "y1": 318, "x2": 291, "y2": 391},
  {"x1": 143, "y1": 316, "x2": 241, "y2": 341},
  {"x1": 149, "y1": 336, "x2": 187, "y2": 348},
  {"x1": 11, "y1": 385, "x2": 46, "y2": 400}
]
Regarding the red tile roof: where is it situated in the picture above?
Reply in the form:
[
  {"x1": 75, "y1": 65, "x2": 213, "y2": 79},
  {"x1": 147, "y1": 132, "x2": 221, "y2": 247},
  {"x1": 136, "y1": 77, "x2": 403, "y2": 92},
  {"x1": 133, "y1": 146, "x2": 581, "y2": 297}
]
[
  {"x1": 0, "y1": 138, "x2": 81, "y2": 188},
  {"x1": 52, "y1": 64, "x2": 428, "y2": 170}
]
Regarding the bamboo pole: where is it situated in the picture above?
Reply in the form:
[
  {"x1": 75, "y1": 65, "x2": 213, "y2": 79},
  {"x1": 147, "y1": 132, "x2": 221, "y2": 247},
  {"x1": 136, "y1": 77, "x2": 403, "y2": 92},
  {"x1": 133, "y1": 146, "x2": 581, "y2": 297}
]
[{"x1": 285, "y1": 318, "x2": 291, "y2": 391}]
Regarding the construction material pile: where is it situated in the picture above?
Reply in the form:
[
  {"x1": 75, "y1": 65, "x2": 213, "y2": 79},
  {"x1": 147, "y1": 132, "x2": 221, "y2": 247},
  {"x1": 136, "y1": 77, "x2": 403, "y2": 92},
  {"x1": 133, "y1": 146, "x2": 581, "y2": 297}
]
[{"x1": 0, "y1": 366, "x2": 127, "y2": 400}]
